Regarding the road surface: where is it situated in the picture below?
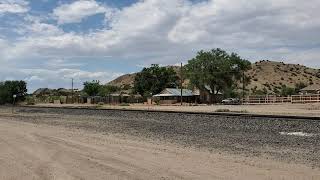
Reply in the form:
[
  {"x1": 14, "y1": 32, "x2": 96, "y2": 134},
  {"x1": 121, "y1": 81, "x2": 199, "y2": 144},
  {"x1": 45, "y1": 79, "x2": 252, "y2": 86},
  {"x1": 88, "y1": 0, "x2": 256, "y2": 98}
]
[{"x1": 0, "y1": 106, "x2": 319, "y2": 179}]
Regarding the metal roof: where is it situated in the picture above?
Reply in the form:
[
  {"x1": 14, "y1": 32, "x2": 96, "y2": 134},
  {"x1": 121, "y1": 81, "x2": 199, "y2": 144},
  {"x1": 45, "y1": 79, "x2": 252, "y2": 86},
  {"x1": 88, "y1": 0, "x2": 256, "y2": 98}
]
[
  {"x1": 301, "y1": 84, "x2": 320, "y2": 91},
  {"x1": 153, "y1": 88, "x2": 195, "y2": 97}
]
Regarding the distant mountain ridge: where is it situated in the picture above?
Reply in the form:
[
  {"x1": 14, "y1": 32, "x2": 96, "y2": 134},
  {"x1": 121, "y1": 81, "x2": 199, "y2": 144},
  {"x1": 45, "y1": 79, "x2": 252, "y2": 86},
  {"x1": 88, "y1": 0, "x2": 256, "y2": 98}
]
[{"x1": 107, "y1": 61, "x2": 320, "y2": 94}]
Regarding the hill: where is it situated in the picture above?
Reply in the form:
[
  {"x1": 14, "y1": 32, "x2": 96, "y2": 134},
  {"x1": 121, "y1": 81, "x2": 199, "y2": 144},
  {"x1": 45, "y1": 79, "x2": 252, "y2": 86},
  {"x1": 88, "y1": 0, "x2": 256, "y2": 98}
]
[
  {"x1": 107, "y1": 61, "x2": 320, "y2": 95},
  {"x1": 246, "y1": 60, "x2": 320, "y2": 94},
  {"x1": 107, "y1": 73, "x2": 137, "y2": 88}
]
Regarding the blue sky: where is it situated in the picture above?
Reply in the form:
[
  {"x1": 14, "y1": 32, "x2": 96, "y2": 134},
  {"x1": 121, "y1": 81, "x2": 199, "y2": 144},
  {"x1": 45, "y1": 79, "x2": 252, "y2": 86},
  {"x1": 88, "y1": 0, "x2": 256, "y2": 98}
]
[{"x1": 0, "y1": 0, "x2": 320, "y2": 92}]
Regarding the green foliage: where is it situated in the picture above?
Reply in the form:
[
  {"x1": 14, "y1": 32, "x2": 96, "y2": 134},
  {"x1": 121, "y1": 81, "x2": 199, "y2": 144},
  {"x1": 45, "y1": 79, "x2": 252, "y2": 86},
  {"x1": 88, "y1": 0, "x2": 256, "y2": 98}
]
[
  {"x1": 98, "y1": 85, "x2": 120, "y2": 96},
  {"x1": 280, "y1": 85, "x2": 295, "y2": 96},
  {"x1": 294, "y1": 82, "x2": 307, "y2": 93},
  {"x1": 83, "y1": 80, "x2": 101, "y2": 96},
  {"x1": 0, "y1": 80, "x2": 27, "y2": 104},
  {"x1": 83, "y1": 80, "x2": 121, "y2": 97},
  {"x1": 134, "y1": 64, "x2": 179, "y2": 96},
  {"x1": 185, "y1": 48, "x2": 251, "y2": 102},
  {"x1": 26, "y1": 96, "x2": 35, "y2": 105},
  {"x1": 253, "y1": 87, "x2": 268, "y2": 95},
  {"x1": 223, "y1": 87, "x2": 240, "y2": 98}
]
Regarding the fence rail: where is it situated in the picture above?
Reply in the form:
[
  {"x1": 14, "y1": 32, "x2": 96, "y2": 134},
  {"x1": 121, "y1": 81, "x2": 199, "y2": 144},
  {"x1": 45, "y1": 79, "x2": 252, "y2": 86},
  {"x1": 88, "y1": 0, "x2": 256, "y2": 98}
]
[{"x1": 243, "y1": 94, "x2": 320, "y2": 104}]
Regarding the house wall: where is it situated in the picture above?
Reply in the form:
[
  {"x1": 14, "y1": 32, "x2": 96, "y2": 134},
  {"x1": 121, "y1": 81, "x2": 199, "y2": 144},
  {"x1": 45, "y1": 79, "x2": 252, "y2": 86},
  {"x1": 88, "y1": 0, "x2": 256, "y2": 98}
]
[
  {"x1": 199, "y1": 90, "x2": 223, "y2": 104},
  {"x1": 157, "y1": 96, "x2": 196, "y2": 104},
  {"x1": 160, "y1": 100, "x2": 178, "y2": 104}
]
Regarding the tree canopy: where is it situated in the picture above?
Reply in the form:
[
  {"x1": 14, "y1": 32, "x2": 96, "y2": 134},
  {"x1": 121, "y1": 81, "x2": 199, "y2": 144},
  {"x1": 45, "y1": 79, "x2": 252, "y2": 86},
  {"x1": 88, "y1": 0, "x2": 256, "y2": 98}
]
[
  {"x1": 0, "y1": 80, "x2": 27, "y2": 104},
  {"x1": 98, "y1": 85, "x2": 120, "y2": 96},
  {"x1": 83, "y1": 80, "x2": 101, "y2": 96},
  {"x1": 185, "y1": 48, "x2": 251, "y2": 102},
  {"x1": 134, "y1": 64, "x2": 179, "y2": 96},
  {"x1": 83, "y1": 80, "x2": 120, "y2": 96}
]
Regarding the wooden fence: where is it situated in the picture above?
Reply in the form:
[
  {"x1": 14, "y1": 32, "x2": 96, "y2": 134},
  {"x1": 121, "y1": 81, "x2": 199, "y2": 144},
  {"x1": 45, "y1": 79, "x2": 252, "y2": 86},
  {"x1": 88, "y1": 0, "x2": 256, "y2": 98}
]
[{"x1": 243, "y1": 94, "x2": 320, "y2": 104}]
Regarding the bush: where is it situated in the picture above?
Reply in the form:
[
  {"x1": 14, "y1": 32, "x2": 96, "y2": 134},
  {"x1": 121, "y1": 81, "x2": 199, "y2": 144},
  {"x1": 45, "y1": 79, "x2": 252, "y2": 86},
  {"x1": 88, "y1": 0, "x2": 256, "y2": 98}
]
[
  {"x1": 0, "y1": 81, "x2": 27, "y2": 104},
  {"x1": 26, "y1": 96, "x2": 35, "y2": 105},
  {"x1": 280, "y1": 85, "x2": 295, "y2": 96},
  {"x1": 119, "y1": 103, "x2": 130, "y2": 106}
]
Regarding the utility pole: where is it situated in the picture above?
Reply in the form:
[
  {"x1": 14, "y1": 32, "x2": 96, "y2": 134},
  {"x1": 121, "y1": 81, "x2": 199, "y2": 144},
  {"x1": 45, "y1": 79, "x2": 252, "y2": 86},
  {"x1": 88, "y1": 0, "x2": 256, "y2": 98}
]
[
  {"x1": 180, "y1": 62, "x2": 183, "y2": 106},
  {"x1": 71, "y1": 78, "x2": 74, "y2": 104},
  {"x1": 12, "y1": 94, "x2": 16, "y2": 114},
  {"x1": 242, "y1": 71, "x2": 245, "y2": 103}
]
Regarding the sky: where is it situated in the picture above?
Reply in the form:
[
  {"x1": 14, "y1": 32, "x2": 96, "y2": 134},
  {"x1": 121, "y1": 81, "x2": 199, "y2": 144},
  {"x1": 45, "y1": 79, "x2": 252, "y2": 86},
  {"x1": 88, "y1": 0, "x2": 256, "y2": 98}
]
[{"x1": 0, "y1": 0, "x2": 319, "y2": 92}]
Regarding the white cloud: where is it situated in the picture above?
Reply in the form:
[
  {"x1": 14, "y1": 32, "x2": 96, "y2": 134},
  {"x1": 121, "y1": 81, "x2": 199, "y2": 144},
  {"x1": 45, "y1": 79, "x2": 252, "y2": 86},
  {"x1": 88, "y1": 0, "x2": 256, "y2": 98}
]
[
  {"x1": 53, "y1": 0, "x2": 111, "y2": 24},
  {"x1": 4, "y1": 0, "x2": 320, "y2": 65},
  {"x1": 2, "y1": 0, "x2": 320, "y2": 91},
  {"x1": 0, "y1": 0, "x2": 29, "y2": 14},
  {"x1": 0, "y1": 65, "x2": 123, "y2": 92}
]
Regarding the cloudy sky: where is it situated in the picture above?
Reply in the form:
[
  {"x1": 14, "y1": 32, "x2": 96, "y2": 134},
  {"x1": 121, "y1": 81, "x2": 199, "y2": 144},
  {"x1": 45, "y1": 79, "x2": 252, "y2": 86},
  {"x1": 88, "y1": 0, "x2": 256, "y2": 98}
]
[{"x1": 0, "y1": 0, "x2": 319, "y2": 92}]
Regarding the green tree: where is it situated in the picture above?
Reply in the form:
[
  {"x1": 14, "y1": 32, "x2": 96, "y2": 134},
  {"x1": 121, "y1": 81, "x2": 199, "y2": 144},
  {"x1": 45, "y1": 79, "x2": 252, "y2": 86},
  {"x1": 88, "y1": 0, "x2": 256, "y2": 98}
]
[
  {"x1": 0, "y1": 80, "x2": 27, "y2": 104},
  {"x1": 185, "y1": 48, "x2": 251, "y2": 103},
  {"x1": 294, "y1": 82, "x2": 307, "y2": 93},
  {"x1": 83, "y1": 80, "x2": 101, "y2": 96},
  {"x1": 98, "y1": 85, "x2": 120, "y2": 96},
  {"x1": 280, "y1": 85, "x2": 296, "y2": 96},
  {"x1": 134, "y1": 64, "x2": 179, "y2": 96}
]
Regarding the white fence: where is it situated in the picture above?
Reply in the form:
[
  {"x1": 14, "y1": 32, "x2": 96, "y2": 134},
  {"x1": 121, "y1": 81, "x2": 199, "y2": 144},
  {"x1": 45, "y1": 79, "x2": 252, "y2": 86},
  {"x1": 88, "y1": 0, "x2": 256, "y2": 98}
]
[{"x1": 243, "y1": 94, "x2": 320, "y2": 104}]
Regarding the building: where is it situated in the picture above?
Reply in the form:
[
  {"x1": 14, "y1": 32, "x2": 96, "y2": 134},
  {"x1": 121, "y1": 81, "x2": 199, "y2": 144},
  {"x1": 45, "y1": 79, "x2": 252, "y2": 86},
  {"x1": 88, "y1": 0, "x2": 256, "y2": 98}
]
[
  {"x1": 153, "y1": 88, "x2": 199, "y2": 104},
  {"x1": 300, "y1": 84, "x2": 320, "y2": 95},
  {"x1": 199, "y1": 85, "x2": 223, "y2": 104}
]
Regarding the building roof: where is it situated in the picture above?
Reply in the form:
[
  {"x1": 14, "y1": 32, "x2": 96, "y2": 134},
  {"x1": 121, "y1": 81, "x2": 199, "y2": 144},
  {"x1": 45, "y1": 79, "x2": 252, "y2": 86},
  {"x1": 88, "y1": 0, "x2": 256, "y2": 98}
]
[
  {"x1": 300, "y1": 84, "x2": 320, "y2": 91},
  {"x1": 154, "y1": 88, "x2": 195, "y2": 97},
  {"x1": 33, "y1": 88, "x2": 52, "y2": 95}
]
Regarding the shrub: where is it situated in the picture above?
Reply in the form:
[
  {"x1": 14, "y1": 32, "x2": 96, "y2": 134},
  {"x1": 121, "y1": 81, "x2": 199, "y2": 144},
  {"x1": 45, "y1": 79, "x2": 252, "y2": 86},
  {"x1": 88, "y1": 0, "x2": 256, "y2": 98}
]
[{"x1": 26, "y1": 96, "x2": 35, "y2": 105}]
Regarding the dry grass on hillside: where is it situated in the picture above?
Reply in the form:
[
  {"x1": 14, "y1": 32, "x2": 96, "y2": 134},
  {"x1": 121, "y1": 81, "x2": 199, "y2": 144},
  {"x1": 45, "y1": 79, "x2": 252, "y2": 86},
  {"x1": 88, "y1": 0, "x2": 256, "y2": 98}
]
[{"x1": 107, "y1": 61, "x2": 320, "y2": 94}]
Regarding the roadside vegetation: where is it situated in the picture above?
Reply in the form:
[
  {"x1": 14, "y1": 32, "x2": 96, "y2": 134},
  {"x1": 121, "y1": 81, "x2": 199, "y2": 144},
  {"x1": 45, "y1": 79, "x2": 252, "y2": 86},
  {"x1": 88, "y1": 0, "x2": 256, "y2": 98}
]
[
  {"x1": 83, "y1": 80, "x2": 120, "y2": 97},
  {"x1": 185, "y1": 48, "x2": 251, "y2": 102},
  {"x1": 0, "y1": 81, "x2": 27, "y2": 105},
  {"x1": 133, "y1": 64, "x2": 179, "y2": 97},
  {"x1": 4, "y1": 48, "x2": 319, "y2": 105}
]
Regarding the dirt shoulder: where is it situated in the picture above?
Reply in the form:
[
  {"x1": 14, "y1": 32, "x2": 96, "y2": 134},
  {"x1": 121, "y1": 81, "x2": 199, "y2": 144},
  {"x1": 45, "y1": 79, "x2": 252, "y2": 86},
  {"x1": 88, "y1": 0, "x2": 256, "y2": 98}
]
[
  {"x1": 0, "y1": 116, "x2": 319, "y2": 180},
  {"x1": 30, "y1": 103, "x2": 320, "y2": 118}
]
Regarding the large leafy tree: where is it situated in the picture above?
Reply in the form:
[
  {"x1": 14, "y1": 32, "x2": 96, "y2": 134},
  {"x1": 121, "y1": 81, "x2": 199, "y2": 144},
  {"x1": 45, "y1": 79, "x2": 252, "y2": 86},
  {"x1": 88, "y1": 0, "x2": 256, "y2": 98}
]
[
  {"x1": 185, "y1": 48, "x2": 251, "y2": 102},
  {"x1": 83, "y1": 80, "x2": 101, "y2": 96},
  {"x1": 0, "y1": 80, "x2": 27, "y2": 104},
  {"x1": 98, "y1": 85, "x2": 120, "y2": 96},
  {"x1": 134, "y1": 64, "x2": 179, "y2": 96}
]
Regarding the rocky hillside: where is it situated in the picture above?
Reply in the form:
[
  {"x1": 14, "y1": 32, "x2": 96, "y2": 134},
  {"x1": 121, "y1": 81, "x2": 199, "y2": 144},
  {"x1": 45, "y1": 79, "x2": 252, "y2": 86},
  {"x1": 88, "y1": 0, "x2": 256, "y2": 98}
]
[
  {"x1": 107, "y1": 61, "x2": 320, "y2": 94},
  {"x1": 107, "y1": 73, "x2": 137, "y2": 88},
  {"x1": 247, "y1": 60, "x2": 320, "y2": 94}
]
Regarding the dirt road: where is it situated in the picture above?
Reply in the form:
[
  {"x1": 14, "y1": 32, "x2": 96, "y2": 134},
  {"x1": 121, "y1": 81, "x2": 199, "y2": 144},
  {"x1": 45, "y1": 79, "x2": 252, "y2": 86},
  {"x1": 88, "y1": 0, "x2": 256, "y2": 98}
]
[
  {"x1": 0, "y1": 107, "x2": 320, "y2": 179},
  {"x1": 0, "y1": 118, "x2": 319, "y2": 180}
]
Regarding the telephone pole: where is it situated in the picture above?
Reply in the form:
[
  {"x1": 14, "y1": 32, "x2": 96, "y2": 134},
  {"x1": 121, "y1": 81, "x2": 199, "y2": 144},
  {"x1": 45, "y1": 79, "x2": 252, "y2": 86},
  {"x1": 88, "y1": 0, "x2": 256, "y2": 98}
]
[
  {"x1": 71, "y1": 78, "x2": 74, "y2": 104},
  {"x1": 180, "y1": 62, "x2": 183, "y2": 106},
  {"x1": 242, "y1": 71, "x2": 245, "y2": 103}
]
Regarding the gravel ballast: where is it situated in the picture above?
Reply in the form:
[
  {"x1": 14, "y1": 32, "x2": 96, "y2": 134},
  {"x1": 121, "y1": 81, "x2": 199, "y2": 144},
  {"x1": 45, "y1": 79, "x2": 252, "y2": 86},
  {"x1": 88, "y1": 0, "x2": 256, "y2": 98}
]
[{"x1": 5, "y1": 106, "x2": 320, "y2": 167}]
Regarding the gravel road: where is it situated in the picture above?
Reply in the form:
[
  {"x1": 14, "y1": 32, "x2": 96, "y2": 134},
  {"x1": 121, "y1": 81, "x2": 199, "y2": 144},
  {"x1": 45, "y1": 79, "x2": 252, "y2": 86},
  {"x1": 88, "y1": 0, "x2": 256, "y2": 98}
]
[
  {"x1": 0, "y1": 106, "x2": 320, "y2": 179},
  {"x1": 8, "y1": 106, "x2": 320, "y2": 167}
]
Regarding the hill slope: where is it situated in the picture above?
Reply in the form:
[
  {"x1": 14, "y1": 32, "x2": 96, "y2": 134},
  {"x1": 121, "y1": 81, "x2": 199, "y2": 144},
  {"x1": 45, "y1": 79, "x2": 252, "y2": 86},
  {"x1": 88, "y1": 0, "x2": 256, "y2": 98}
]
[
  {"x1": 247, "y1": 60, "x2": 320, "y2": 94},
  {"x1": 107, "y1": 61, "x2": 320, "y2": 94}
]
